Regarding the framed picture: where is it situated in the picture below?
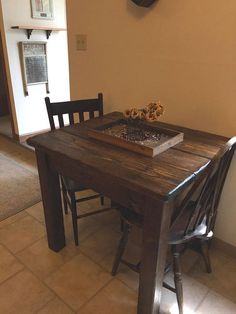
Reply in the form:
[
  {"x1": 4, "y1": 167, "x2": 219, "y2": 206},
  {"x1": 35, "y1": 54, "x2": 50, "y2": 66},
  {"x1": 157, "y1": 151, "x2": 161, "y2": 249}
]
[
  {"x1": 31, "y1": 0, "x2": 54, "y2": 20},
  {"x1": 19, "y1": 42, "x2": 50, "y2": 96}
]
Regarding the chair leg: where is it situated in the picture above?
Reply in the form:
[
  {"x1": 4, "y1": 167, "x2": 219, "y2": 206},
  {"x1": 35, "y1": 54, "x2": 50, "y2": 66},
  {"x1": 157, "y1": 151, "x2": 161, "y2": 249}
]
[
  {"x1": 61, "y1": 179, "x2": 68, "y2": 215},
  {"x1": 100, "y1": 195, "x2": 104, "y2": 206},
  {"x1": 200, "y1": 239, "x2": 212, "y2": 273},
  {"x1": 172, "y1": 245, "x2": 183, "y2": 314},
  {"x1": 69, "y1": 191, "x2": 79, "y2": 246},
  {"x1": 120, "y1": 216, "x2": 124, "y2": 232},
  {"x1": 112, "y1": 222, "x2": 131, "y2": 276}
]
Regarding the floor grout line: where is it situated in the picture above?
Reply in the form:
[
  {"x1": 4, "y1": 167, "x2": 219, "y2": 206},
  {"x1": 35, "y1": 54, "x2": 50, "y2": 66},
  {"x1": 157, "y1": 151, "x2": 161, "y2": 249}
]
[
  {"x1": 0, "y1": 260, "x2": 26, "y2": 287},
  {"x1": 77, "y1": 277, "x2": 114, "y2": 312},
  {"x1": 0, "y1": 211, "x2": 28, "y2": 229},
  {"x1": 194, "y1": 289, "x2": 210, "y2": 313},
  {"x1": 3, "y1": 242, "x2": 76, "y2": 313},
  {"x1": 41, "y1": 249, "x2": 113, "y2": 312}
]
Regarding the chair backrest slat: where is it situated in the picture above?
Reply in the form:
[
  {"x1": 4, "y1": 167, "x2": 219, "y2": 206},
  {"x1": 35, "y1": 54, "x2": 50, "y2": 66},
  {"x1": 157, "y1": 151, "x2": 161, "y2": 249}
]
[
  {"x1": 206, "y1": 146, "x2": 235, "y2": 233},
  {"x1": 58, "y1": 113, "x2": 64, "y2": 128},
  {"x1": 89, "y1": 111, "x2": 95, "y2": 119},
  {"x1": 214, "y1": 146, "x2": 235, "y2": 210},
  {"x1": 69, "y1": 113, "x2": 74, "y2": 125},
  {"x1": 45, "y1": 96, "x2": 56, "y2": 130},
  {"x1": 45, "y1": 93, "x2": 103, "y2": 130},
  {"x1": 171, "y1": 137, "x2": 236, "y2": 237},
  {"x1": 79, "y1": 111, "x2": 84, "y2": 122}
]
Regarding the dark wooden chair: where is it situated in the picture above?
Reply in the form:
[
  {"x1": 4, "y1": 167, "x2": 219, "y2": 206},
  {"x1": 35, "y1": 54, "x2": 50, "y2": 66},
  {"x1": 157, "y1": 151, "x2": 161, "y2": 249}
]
[
  {"x1": 45, "y1": 93, "x2": 112, "y2": 246},
  {"x1": 111, "y1": 136, "x2": 236, "y2": 314}
]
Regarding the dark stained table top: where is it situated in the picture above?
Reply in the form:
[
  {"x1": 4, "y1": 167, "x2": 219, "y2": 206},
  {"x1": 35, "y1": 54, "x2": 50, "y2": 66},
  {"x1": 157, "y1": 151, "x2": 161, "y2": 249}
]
[{"x1": 28, "y1": 112, "x2": 228, "y2": 202}]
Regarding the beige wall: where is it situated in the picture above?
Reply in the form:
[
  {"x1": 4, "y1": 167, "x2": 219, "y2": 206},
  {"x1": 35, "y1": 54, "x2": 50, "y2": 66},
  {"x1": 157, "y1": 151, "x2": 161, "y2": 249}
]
[{"x1": 67, "y1": 0, "x2": 236, "y2": 245}]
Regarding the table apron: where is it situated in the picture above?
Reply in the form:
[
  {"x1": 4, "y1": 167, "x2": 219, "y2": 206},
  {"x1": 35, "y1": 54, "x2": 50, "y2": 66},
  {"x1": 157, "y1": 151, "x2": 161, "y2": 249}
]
[{"x1": 48, "y1": 151, "x2": 165, "y2": 215}]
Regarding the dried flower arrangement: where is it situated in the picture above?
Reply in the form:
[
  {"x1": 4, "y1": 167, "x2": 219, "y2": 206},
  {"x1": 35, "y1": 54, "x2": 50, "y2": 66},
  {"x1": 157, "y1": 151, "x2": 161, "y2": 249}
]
[{"x1": 123, "y1": 101, "x2": 164, "y2": 122}]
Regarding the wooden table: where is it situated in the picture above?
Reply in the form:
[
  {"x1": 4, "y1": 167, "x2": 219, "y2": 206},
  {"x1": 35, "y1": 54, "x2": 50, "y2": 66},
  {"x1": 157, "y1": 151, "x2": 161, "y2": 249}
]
[{"x1": 27, "y1": 112, "x2": 228, "y2": 314}]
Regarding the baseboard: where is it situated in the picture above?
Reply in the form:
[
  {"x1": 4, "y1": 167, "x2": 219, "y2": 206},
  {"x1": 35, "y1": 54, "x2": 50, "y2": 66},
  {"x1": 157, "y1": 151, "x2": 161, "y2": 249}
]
[
  {"x1": 16, "y1": 128, "x2": 50, "y2": 143},
  {"x1": 212, "y1": 237, "x2": 236, "y2": 258}
]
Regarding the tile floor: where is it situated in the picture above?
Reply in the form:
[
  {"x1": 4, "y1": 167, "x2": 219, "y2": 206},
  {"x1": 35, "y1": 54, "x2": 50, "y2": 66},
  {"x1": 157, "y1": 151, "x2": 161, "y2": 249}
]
[{"x1": 0, "y1": 135, "x2": 236, "y2": 313}]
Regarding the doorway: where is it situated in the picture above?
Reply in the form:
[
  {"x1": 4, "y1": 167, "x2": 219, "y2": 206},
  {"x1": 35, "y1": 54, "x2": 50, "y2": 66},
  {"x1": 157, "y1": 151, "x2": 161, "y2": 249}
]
[{"x1": 0, "y1": 31, "x2": 15, "y2": 138}]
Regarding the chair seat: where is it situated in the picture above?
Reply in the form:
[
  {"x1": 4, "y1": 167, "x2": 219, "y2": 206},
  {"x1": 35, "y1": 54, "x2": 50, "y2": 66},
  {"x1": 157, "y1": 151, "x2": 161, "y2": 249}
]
[
  {"x1": 61, "y1": 176, "x2": 88, "y2": 192},
  {"x1": 116, "y1": 204, "x2": 213, "y2": 246},
  {"x1": 169, "y1": 220, "x2": 213, "y2": 245}
]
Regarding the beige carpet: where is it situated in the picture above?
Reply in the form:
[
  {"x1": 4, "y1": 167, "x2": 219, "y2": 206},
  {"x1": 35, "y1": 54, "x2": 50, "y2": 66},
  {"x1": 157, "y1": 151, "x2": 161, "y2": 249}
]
[{"x1": 0, "y1": 153, "x2": 41, "y2": 221}]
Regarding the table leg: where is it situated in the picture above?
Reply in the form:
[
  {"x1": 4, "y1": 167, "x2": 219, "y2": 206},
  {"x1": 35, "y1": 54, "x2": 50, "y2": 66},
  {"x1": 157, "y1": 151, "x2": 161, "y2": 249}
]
[
  {"x1": 36, "y1": 150, "x2": 65, "y2": 252},
  {"x1": 138, "y1": 199, "x2": 172, "y2": 314}
]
